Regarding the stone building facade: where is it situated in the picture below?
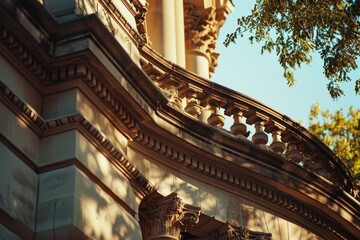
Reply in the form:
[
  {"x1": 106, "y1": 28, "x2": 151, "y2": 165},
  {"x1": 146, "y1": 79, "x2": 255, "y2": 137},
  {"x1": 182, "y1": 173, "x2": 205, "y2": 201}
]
[{"x1": 0, "y1": 0, "x2": 359, "y2": 239}]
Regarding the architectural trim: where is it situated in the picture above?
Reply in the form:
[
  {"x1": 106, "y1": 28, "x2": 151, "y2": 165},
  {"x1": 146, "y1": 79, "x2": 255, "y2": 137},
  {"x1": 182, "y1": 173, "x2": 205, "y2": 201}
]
[
  {"x1": 0, "y1": 20, "x2": 47, "y2": 83},
  {"x1": 129, "y1": 130, "x2": 356, "y2": 240},
  {"x1": 138, "y1": 43, "x2": 354, "y2": 190},
  {"x1": 0, "y1": 2, "x2": 359, "y2": 238},
  {"x1": 0, "y1": 80, "x2": 153, "y2": 199}
]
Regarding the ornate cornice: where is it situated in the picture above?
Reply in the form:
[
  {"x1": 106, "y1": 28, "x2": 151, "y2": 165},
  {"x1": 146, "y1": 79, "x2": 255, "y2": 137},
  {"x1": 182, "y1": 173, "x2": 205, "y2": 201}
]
[
  {"x1": 0, "y1": 21, "x2": 47, "y2": 82},
  {"x1": 0, "y1": 80, "x2": 154, "y2": 198},
  {"x1": 130, "y1": 129, "x2": 357, "y2": 239}
]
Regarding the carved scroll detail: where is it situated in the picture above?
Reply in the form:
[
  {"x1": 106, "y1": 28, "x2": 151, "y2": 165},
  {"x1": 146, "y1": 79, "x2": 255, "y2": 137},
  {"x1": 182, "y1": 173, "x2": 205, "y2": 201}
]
[{"x1": 139, "y1": 192, "x2": 201, "y2": 240}]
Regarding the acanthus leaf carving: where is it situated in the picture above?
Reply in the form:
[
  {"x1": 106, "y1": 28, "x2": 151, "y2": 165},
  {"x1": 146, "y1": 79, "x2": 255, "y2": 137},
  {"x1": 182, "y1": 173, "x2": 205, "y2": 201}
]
[
  {"x1": 184, "y1": 4, "x2": 220, "y2": 75},
  {"x1": 139, "y1": 192, "x2": 201, "y2": 240}
]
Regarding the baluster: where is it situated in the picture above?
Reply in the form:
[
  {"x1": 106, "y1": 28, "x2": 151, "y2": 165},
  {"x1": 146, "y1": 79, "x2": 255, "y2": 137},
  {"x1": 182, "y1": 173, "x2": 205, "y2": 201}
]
[
  {"x1": 252, "y1": 121, "x2": 268, "y2": 145},
  {"x1": 142, "y1": 62, "x2": 161, "y2": 86},
  {"x1": 224, "y1": 105, "x2": 250, "y2": 138},
  {"x1": 299, "y1": 144, "x2": 334, "y2": 180},
  {"x1": 207, "y1": 105, "x2": 225, "y2": 128},
  {"x1": 281, "y1": 131, "x2": 303, "y2": 163},
  {"x1": 230, "y1": 110, "x2": 248, "y2": 137},
  {"x1": 270, "y1": 130, "x2": 286, "y2": 153},
  {"x1": 285, "y1": 142, "x2": 303, "y2": 163},
  {"x1": 317, "y1": 167, "x2": 332, "y2": 179},
  {"x1": 184, "y1": 90, "x2": 202, "y2": 118},
  {"x1": 303, "y1": 154, "x2": 322, "y2": 172},
  {"x1": 159, "y1": 74, "x2": 183, "y2": 109},
  {"x1": 303, "y1": 159, "x2": 316, "y2": 170},
  {"x1": 298, "y1": 143, "x2": 315, "y2": 169},
  {"x1": 265, "y1": 122, "x2": 286, "y2": 153},
  {"x1": 246, "y1": 114, "x2": 269, "y2": 145}
]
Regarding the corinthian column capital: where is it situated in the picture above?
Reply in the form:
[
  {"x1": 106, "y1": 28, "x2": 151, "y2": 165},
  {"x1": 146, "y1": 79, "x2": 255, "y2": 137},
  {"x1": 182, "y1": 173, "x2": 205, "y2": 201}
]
[
  {"x1": 183, "y1": 0, "x2": 234, "y2": 76},
  {"x1": 139, "y1": 192, "x2": 201, "y2": 240}
]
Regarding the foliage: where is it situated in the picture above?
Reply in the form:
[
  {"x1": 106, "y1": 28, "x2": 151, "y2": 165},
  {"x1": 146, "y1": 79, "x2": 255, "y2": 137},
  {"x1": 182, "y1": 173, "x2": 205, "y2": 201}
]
[
  {"x1": 309, "y1": 103, "x2": 360, "y2": 175},
  {"x1": 225, "y1": 0, "x2": 360, "y2": 99}
]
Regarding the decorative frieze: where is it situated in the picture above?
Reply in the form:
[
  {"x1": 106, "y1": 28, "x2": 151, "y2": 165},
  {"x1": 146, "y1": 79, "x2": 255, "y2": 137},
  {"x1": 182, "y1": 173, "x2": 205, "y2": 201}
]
[
  {"x1": 139, "y1": 192, "x2": 201, "y2": 240},
  {"x1": 130, "y1": 0, "x2": 149, "y2": 42},
  {"x1": 0, "y1": 23, "x2": 46, "y2": 82}
]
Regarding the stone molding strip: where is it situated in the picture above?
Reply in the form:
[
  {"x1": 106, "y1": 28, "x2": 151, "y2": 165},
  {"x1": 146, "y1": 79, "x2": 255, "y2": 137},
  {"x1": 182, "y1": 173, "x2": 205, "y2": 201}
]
[{"x1": 0, "y1": 20, "x2": 47, "y2": 83}]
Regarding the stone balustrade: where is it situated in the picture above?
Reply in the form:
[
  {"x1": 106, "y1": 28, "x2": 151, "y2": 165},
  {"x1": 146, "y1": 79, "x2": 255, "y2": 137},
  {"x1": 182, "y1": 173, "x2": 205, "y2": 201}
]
[{"x1": 138, "y1": 44, "x2": 355, "y2": 194}]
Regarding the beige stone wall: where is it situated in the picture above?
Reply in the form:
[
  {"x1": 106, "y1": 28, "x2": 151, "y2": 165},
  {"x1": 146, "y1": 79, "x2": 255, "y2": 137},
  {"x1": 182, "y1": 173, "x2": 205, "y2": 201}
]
[
  {"x1": 0, "y1": 0, "x2": 145, "y2": 236},
  {"x1": 36, "y1": 166, "x2": 141, "y2": 239},
  {"x1": 44, "y1": 0, "x2": 140, "y2": 64},
  {"x1": 0, "y1": 143, "x2": 38, "y2": 235},
  {"x1": 0, "y1": 73, "x2": 142, "y2": 240}
]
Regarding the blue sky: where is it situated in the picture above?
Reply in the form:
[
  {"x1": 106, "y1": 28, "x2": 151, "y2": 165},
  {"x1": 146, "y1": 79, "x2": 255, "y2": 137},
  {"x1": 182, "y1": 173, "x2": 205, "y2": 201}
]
[{"x1": 212, "y1": 1, "x2": 359, "y2": 127}]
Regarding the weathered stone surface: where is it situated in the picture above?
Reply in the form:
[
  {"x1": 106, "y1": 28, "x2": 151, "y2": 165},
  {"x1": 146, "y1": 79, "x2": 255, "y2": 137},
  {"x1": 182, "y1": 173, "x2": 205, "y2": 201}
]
[
  {"x1": 42, "y1": 89, "x2": 78, "y2": 119},
  {"x1": 0, "y1": 103, "x2": 40, "y2": 162},
  {"x1": 38, "y1": 131, "x2": 77, "y2": 166},
  {"x1": 36, "y1": 166, "x2": 141, "y2": 239},
  {"x1": 0, "y1": 143, "x2": 38, "y2": 231},
  {"x1": 0, "y1": 55, "x2": 42, "y2": 112},
  {"x1": 0, "y1": 224, "x2": 21, "y2": 240}
]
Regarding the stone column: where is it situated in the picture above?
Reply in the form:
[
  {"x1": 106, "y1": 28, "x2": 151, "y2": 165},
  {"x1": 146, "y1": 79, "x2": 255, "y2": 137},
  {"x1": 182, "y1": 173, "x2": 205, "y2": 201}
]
[
  {"x1": 139, "y1": 192, "x2": 201, "y2": 240},
  {"x1": 174, "y1": 0, "x2": 186, "y2": 67},
  {"x1": 184, "y1": 5, "x2": 216, "y2": 78},
  {"x1": 184, "y1": 0, "x2": 234, "y2": 78},
  {"x1": 186, "y1": 50, "x2": 211, "y2": 78},
  {"x1": 147, "y1": 0, "x2": 177, "y2": 63}
]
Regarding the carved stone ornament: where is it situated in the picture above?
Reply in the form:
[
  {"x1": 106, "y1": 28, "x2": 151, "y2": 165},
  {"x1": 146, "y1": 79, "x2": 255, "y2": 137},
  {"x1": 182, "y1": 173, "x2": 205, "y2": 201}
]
[
  {"x1": 130, "y1": 0, "x2": 149, "y2": 42},
  {"x1": 209, "y1": 222, "x2": 272, "y2": 240},
  {"x1": 184, "y1": 4, "x2": 220, "y2": 74},
  {"x1": 139, "y1": 192, "x2": 201, "y2": 240}
]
